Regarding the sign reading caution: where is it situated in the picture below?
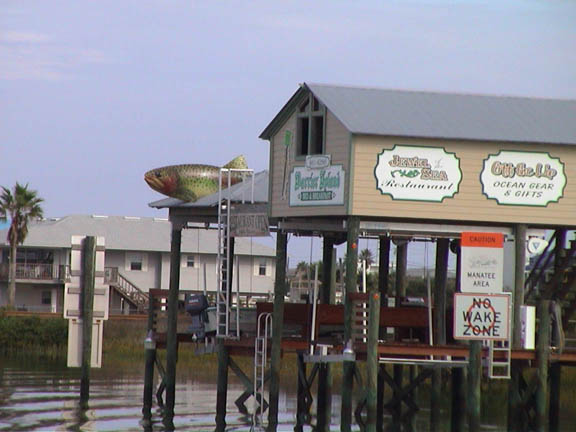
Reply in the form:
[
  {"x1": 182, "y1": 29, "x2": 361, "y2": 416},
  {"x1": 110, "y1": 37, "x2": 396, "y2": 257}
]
[{"x1": 460, "y1": 232, "x2": 504, "y2": 293}]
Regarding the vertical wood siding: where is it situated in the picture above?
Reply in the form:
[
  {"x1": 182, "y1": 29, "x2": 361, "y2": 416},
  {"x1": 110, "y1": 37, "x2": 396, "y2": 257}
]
[{"x1": 268, "y1": 110, "x2": 351, "y2": 218}]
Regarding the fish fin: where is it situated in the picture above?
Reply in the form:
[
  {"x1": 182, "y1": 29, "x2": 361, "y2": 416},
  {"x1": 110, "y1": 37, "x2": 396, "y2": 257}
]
[{"x1": 223, "y1": 155, "x2": 248, "y2": 169}]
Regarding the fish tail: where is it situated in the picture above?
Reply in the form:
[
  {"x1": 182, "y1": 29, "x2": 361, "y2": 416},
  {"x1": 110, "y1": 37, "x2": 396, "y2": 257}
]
[{"x1": 223, "y1": 155, "x2": 248, "y2": 169}]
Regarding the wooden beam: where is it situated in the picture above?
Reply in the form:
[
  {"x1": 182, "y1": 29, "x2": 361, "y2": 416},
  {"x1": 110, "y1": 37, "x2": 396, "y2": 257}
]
[
  {"x1": 164, "y1": 227, "x2": 182, "y2": 426},
  {"x1": 267, "y1": 231, "x2": 288, "y2": 429},
  {"x1": 80, "y1": 236, "x2": 96, "y2": 407},
  {"x1": 342, "y1": 216, "x2": 360, "y2": 432},
  {"x1": 513, "y1": 224, "x2": 527, "y2": 349}
]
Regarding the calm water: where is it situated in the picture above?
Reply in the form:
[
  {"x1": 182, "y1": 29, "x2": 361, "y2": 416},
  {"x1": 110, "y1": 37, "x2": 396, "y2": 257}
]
[{"x1": 0, "y1": 355, "x2": 573, "y2": 431}]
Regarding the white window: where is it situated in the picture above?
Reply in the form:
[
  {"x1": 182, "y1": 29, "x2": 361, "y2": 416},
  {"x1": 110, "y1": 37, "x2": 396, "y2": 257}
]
[
  {"x1": 126, "y1": 252, "x2": 147, "y2": 272},
  {"x1": 182, "y1": 254, "x2": 199, "y2": 268},
  {"x1": 254, "y1": 258, "x2": 271, "y2": 277}
]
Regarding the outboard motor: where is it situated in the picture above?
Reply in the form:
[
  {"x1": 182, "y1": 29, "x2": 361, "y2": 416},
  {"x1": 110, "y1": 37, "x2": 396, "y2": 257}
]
[{"x1": 185, "y1": 293, "x2": 209, "y2": 340}]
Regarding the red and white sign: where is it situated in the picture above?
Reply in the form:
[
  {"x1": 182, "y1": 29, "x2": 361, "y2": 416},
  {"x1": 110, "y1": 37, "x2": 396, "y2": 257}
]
[
  {"x1": 454, "y1": 293, "x2": 510, "y2": 341},
  {"x1": 460, "y1": 232, "x2": 504, "y2": 293}
]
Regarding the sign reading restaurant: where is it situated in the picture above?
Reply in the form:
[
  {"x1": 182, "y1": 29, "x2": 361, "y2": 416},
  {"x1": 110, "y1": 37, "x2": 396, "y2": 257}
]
[
  {"x1": 480, "y1": 150, "x2": 566, "y2": 206},
  {"x1": 290, "y1": 155, "x2": 345, "y2": 206},
  {"x1": 374, "y1": 145, "x2": 462, "y2": 202}
]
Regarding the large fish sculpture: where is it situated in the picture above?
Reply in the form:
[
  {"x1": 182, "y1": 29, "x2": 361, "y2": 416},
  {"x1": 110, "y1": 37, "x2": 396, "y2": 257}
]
[{"x1": 145, "y1": 155, "x2": 248, "y2": 202}]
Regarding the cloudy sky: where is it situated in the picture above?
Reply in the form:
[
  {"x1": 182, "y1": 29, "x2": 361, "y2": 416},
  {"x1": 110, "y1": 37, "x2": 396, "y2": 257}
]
[{"x1": 1, "y1": 0, "x2": 575, "y2": 264}]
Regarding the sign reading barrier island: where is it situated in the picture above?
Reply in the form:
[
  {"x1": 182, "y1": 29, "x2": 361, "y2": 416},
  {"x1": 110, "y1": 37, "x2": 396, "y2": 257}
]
[
  {"x1": 374, "y1": 145, "x2": 462, "y2": 202},
  {"x1": 289, "y1": 155, "x2": 345, "y2": 207}
]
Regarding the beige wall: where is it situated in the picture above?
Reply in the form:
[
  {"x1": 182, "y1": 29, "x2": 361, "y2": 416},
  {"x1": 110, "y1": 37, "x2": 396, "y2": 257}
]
[
  {"x1": 351, "y1": 135, "x2": 576, "y2": 227},
  {"x1": 268, "y1": 109, "x2": 351, "y2": 218}
]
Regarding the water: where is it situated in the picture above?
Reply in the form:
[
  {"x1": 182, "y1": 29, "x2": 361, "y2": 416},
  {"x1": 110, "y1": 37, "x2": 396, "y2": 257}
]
[{"x1": 1, "y1": 355, "x2": 574, "y2": 431}]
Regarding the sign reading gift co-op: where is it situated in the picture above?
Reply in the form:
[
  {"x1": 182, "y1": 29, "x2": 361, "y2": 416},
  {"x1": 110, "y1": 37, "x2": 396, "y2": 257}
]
[
  {"x1": 374, "y1": 145, "x2": 462, "y2": 202},
  {"x1": 480, "y1": 151, "x2": 566, "y2": 206}
]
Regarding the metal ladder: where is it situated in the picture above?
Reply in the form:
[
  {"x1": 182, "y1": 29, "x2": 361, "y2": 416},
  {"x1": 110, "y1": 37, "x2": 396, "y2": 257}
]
[
  {"x1": 216, "y1": 168, "x2": 232, "y2": 338},
  {"x1": 215, "y1": 168, "x2": 256, "y2": 338},
  {"x1": 488, "y1": 339, "x2": 511, "y2": 379},
  {"x1": 253, "y1": 312, "x2": 272, "y2": 430}
]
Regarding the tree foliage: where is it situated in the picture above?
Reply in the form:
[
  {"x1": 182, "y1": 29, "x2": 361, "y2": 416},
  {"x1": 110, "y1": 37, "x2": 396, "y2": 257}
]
[{"x1": 0, "y1": 183, "x2": 44, "y2": 307}]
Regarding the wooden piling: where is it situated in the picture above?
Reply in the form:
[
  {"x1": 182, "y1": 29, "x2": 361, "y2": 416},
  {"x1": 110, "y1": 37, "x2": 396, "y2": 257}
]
[
  {"x1": 80, "y1": 236, "x2": 96, "y2": 407},
  {"x1": 377, "y1": 236, "x2": 390, "y2": 432},
  {"x1": 536, "y1": 300, "x2": 551, "y2": 431},
  {"x1": 215, "y1": 343, "x2": 229, "y2": 431},
  {"x1": 268, "y1": 231, "x2": 288, "y2": 430},
  {"x1": 164, "y1": 227, "x2": 182, "y2": 425},
  {"x1": 508, "y1": 224, "x2": 527, "y2": 431},
  {"x1": 451, "y1": 368, "x2": 465, "y2": 432},
  {"x1": 341, "y1": 216, "x2": 360, "y2": 432},
  {"x1": 513, "y1": 224, "x2": 527, "y2": 349},
  {"x1": 431, "y1": 238, "x2": 449, "y2": 431},
  {"x1": 317, "y1": 236, "x2": 335, "y2": 431},
  {"x1": 392, "y1": 241, "x2": 407, "y2": 426},
  {"x1": 142, "y1": 296, "x2": 157, "y2": 416},
  {"x1": 467, "y1": 341, "x2": 482, "y2": 432},
  {"x1": 550, "y1": 229, "x2": 566, "y2": 432},
  {"x1": 366, "y1": 289, "x2": 381, "y2": 432}
]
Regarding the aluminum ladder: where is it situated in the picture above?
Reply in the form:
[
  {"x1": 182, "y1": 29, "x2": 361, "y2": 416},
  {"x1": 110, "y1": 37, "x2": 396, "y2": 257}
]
[
  {"x1": 252, "y1": 312, "x2": 272, "y2": 431},
  {"x1": 216, "y1": 168, "x2": 232, "y2": 338},
  {"x1": 488, "y1": 339, "x2": 511, "y2": 379},
  {"x1": 215, "y1": 168, "x2": 256, "y2": 338}
]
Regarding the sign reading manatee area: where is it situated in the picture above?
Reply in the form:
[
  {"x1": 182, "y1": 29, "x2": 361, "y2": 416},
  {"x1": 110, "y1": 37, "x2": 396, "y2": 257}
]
[
  {"x1": 454, "y1": 293, "x2": 510, "y2": 341},
  {"x1": 480, "y1": 151, "x2": 566, "y2": 206},
  {"x1": 374, "y1": 145, "x2": 462, "y2": 202},
  {"x1": 460, "y1": 232, "x2": 504, "y2": 293},
  {"x1": 290, "y1": 155, "x2": 345, "y2": 206}
]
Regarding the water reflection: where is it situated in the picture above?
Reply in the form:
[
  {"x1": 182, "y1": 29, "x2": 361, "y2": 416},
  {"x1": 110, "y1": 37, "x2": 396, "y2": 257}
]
[{"x1": 1, "y1": 354, "x2": 574, "y2": 431}]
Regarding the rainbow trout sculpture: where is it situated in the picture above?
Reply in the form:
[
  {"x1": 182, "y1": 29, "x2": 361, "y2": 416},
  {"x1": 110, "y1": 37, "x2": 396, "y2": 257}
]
[{"x1": 144, "y1": 155, "x2": 248, "y2": 202}]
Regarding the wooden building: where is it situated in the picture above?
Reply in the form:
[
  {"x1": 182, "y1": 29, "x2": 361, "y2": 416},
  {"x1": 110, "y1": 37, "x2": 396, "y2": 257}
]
[{"x1": 257, "y1": 83, "x2": 576, "y2": 432}]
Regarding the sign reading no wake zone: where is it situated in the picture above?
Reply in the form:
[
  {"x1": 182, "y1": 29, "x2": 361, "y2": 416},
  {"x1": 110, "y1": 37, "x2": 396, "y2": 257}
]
[
  {"x1": 460, "y1": 232, "x2": 504, "y2": 293},
  {"x1": 454, "y1": 293, "x2": 511, "y2": 341}
]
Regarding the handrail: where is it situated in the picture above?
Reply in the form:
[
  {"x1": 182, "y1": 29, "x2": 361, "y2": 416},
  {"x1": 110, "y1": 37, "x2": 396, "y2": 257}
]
[
  {"x1": 0, "y1": 263, "x2": 69, "y2": 281},
  {"x1": 524, "y1": 231, "x2": 557, "y2": 301},
  {"x1": 105, "y1": 267, "x2": 149, "y2": 311}
]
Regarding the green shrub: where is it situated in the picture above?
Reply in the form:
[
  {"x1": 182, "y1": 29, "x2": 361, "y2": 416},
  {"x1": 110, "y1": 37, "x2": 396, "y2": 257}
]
[{"x1": 0, "y1": 314, "x2": 68, "y2": 355}]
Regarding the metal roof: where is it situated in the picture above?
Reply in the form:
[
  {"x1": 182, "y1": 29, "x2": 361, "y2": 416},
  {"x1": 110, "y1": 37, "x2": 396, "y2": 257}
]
[
  {"x1": 149, "y1": 170, "x2": 269, "y2": 209},
  {"x1": 0, "y1": 214, "x2": 275, "y2": 256},
  {"x1": 261, "y1": 83, "x2": 576, "y2": 145}
]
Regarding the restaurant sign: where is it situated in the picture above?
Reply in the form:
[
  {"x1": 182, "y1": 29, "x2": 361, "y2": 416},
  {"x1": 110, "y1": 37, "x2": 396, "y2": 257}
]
[
  {"x1": 480, "y1": 151, "x2": 566, "y2": 206},
  {"x1": 290, "y1": 156, "x2": 345, "y2": 206},
  {"x1": 374, "y1": 145, "x2": 462, "y2": 202}
]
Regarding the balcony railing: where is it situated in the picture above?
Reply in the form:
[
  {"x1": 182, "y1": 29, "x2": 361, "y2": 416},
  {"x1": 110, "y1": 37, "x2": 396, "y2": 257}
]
[{"x1": 0, "y1": 263, "x2": 70, "y2": 282}]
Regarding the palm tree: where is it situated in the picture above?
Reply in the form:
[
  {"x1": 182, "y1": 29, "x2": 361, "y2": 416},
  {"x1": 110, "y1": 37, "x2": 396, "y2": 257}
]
[
  {"x1": 0, "y1": 183, "x2": 44, "y2": 308},
  {"x1": 359, "y1": 248, "x2": 375, "y2": 268}
]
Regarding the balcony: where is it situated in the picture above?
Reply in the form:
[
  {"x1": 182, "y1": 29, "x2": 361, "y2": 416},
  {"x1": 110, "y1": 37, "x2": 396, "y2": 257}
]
[{"x1": 0, "y1": 263, "x2": 70, "y2": 282}]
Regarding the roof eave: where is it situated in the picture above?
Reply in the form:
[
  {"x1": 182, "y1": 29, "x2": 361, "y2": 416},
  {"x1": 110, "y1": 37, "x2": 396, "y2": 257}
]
[{"x1": 259, "y1": 84, "x2": 310, "y2": 140}]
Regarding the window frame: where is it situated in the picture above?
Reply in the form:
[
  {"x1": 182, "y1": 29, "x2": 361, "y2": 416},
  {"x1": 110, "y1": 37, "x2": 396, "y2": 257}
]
[{"x1": 295, "y1": 94, "x2": 326, "y2": 159}]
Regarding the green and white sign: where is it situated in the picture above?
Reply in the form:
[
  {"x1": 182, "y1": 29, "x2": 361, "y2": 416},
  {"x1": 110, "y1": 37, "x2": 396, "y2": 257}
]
[
  {"x1": 480, "y1": 151, "x2": 566, "y2": 206},
  {"x1": 374, "y1": 145, "x2": 462, "y2": 202},
  {"x1": 290, "y1": 156, "x2": 345, "y2": 206}
]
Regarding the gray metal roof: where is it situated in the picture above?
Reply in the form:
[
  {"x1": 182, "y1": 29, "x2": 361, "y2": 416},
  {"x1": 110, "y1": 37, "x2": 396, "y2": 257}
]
[
  {"x1": 0, "y1": 214, "x2": 275, "y2": 256},
  {"x1": 261, "y1": 83, "x2": 576, "y2": 145},
  {"x1": 149, "y1": 170, "x2": 269, "y2": 209}
]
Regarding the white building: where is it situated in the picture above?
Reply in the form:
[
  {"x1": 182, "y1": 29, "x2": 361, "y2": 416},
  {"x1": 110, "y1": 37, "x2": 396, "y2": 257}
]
[{"x1": 0, "y1": 214, "x2": 276, "y2": 314}]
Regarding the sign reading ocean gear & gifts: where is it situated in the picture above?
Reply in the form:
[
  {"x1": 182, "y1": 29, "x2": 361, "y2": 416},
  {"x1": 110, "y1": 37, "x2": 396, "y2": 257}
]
[{"x1": 480, "y1": 150, "x2": 566, "y2": 206}]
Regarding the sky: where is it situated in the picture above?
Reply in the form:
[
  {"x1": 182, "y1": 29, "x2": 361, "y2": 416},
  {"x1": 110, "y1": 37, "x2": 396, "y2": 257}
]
[{"x1": 1, "y1": 0, "x2": 575, "y2": 265}]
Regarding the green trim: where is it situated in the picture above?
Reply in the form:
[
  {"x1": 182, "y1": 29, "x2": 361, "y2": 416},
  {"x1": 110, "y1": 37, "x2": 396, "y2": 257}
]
[
  {"x1": 346, "y1": 133, "x2": 355, "y2": 215},
  {"x1": 479, "y1": 149, "x2": 566, "y2": 207},
  {"x1": 373, "y1": 144, "x2": 462, "y2": 203}
]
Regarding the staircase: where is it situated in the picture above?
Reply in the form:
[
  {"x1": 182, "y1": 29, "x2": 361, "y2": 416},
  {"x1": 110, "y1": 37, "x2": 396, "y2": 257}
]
[
  {"x1": 524, "y1": 230, "x2": 576, "y2": 330},
  {"x1": 105, "y1": 267, "x2": 149, "y2": 313}
]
